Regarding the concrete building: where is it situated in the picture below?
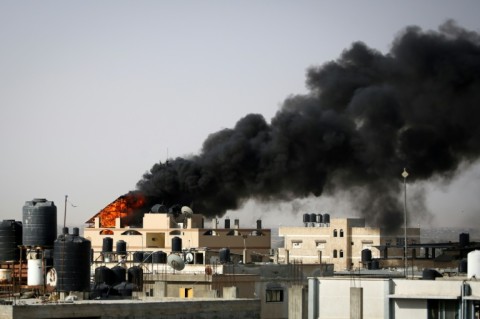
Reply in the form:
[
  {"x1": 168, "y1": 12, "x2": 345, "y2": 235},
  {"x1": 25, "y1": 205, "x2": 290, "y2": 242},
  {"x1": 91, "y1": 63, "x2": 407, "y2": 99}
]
[
  {"x1": 84, "y1": 197, "x2": 271, "y2": 264},
  {"x1": 279, "y1": 217, "x2": 420, "y2": 271},
  {"x1": 307, "y1": 275, "x2": 480, "y2": 319}
]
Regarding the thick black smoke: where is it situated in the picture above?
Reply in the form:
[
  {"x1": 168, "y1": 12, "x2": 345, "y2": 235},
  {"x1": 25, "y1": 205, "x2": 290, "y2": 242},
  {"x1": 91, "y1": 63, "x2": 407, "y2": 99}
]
[{"x1": 137, "y1": 21, "x2": 480, "y2": 230}]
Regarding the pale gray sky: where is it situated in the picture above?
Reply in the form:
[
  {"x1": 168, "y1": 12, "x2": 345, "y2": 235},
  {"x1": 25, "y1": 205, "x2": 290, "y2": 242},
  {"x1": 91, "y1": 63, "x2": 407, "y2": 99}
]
[{"x1": 1, "y1": 1, "x2": 479, "y2": 229}]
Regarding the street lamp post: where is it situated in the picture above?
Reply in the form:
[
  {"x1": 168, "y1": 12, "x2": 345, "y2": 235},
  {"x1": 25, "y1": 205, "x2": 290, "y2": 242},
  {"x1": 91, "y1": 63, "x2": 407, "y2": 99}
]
[{"x1": 402, "y1": 168, "x2": 409, "y2": 278}]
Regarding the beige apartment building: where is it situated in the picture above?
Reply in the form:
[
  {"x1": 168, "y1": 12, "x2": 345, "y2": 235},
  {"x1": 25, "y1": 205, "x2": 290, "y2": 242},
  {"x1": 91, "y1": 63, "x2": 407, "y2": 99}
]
[
  {"x1": 84, "y1": 211, "x2": 271, "y2": 264},
  {"x1": 278, "y1": 217, "x2": 420, "y2": 271}
]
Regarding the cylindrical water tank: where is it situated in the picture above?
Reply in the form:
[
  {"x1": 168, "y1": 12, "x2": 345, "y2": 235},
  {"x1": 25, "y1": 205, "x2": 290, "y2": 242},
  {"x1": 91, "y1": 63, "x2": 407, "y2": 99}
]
[
  {"x1": 309, "y1": 213, "x2": 317, "y2": 223},
  {"x1": 95, "y1": 266, "x2": 114, "y2": 285},
  {"x1": 256, "y1": 220, "x2": 262, "y2": 229},
  {"x1": 460, "y1": 233, "x2": 470, "y2": 247},
  {"x1": 133, "y1": 251, "x2": 144, "y2": 263},
  {"x1": 144, "y1": 252, "x2": 152, "y2": 263},
  {"x1": 116, "y1": 240, "x2": 127, "y2": 255},
  {"x1": 102, "y1": 237, "x2": 113, "y2": 253},
  {"x1": 316, "y1": 214, "x2": 323, "y2": 224},
  {"x1": 152, "y1": 251, "x2": 167, "y2": 263},
  {"x1": 458, "y1": 259, "x2": 468, "y2": 274},
  {"x1": 151, "y1": 204, "x2": 167, "y2": 213},
  {"x1": 468, "y1": 250, "x2": 480, "y2": 279},
  {"x1": 0, "y1": 220, "x2": 22, "y2": 261},
  {"x1": 127, "y1": 266, "x2": 143, "y2": 290},
  {"x1": 323, "y1": 213, "x2": 330, "y2": 224},
  {"x1": 371, "y1": 259, "x2": 380, "y2": 270},
  {"x1": 22, "y1": 199, "x2": 57, "y2": 247},
  {"x1": 172, "y1": 236, "x2": 182, "y2": 252},
  {"x1": 53, "y1": 232, "x2": 91, "y2": 292},
  {"x1": 27, "y1": 258, "x2": 44, "y2": 286},
  {"x1": 303, "y1": 214, "x2": 310, "y2": 223},
  {"x1": 111, "y1": 266, "x2": 126, "y2": 285},
  {"x1": 422, "y1": 269, "x2": 442, "y2": 280},
  {"x1": 219, "y1": 248, "x2": 230, "y2": 264},
  {"x1": 361, "y1": 249, "x2": 372, "y2": 263}
]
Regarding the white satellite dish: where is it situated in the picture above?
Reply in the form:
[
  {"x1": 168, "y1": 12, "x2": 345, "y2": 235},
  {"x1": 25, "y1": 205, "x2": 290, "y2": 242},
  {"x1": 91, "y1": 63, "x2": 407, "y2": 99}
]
[
  {"x1": 167, "y1": 254, "x2": 185, "y2": 271},
  {"x1": 181, "y1": 206, "x2": 193, "y2": 216},
  {"x1": 185, "y1": 252, "x2": 194, "y2": 264}
]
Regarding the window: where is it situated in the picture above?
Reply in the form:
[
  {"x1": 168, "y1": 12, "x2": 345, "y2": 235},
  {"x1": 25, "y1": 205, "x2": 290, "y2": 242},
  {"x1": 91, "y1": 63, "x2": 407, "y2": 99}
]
[
  {"x1": 333, "y1": 229, "x2": 338, "y2": 237},
  {"x1": 427, "y1": 299, "x2": 457, "y2": 319},
  {"x1": 292, "y1": 241, "x2": 302, "y2": 249},
  {"x1": 339, "y1": 229, "x2": 344, "y2": 237},
  {"x1": 266, "y1": 289, "x2": 284, "y2": 302},
  {"x1": 339, "y1": 250, "x2": 344, "y2": 258},
  {"x1": 333, "y1": 249, "x2": 338, "y2": 258}
]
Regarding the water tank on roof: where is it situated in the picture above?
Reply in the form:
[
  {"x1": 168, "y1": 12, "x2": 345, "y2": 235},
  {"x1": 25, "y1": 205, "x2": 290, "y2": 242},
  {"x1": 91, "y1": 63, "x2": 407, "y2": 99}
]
[
  {"x1": 219, "y1": 248, "x2": 230, "y2": 264},
  {"x1": 0, "y1": 220, "x2": 22, "y2": 261},
  {"x1": 95, "y1": 266, "x2": 114, "y2": 285},
  {"x1": 422, "y1": 269, "x2": 442, "y2": 280},
  {"x1": 323, "y1": 213, "x2": 330, "y2": 224},
  {"x1": 116, "y1": 240, "x2": 127, "y2": 255},
  {"x1": 53, "y1": 230, "x2": 91, "y2": 292},
  {"x1": 303, "y1": 214, "x2": 310, "y2": 223},
  {"x1": 458, "y1": 259, "x2": 468, "y2": 274},
  {"x1": 316, "y1": 214, "x2": 323, "y2": 224},
  {"x1": 23, "y1": 199, "x2": 57, "y2": 247},
  {"x1": 460, "y1": 233, "x2": 470, "y2": 247},
  {"x1": 102, "y1": 237, "x2": 113, "y2": 253},
  {"x1": 361, "y1": 249, "x2": 372, "y2": 263},
  {"x1": 152, "y1": 251, "x2": 167, "y2": 264},
  {"x1": 309, "y1": 213, "x2": 317, "y2": 223},
  {"x1": 172, "y1": 236, "x2": 182, "y2": 252},
  {"x1": 127, "y1": 266, "x2": 143, "y2": 290},
  {"x1": 133, "y1": 251, "x2": 144, "y2": 263},
  {"x1": 111, "y1": 266, "x2": 126, "y2": 285},
  {"x1": 468, "y1": 250, "x2": 480, "y2": 279}
]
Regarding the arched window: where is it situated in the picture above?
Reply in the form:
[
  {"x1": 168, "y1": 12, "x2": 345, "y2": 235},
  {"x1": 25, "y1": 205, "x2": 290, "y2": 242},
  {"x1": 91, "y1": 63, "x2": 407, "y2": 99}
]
[
  {"x1": 340, "y1": 229, "x2": 344, "y2": 237},
  {"x1": 333, "y1": 249, "x2": 338, "y2": 258},
  {"x1": 333, "y1": 229, "x2": 338, "y2": 237},
  {"x1": 339, "y1": 250, "x2": 344, "y2": 258},
  {"x1": 99, "y1": 229, "x2": 114, "y2": 235}
]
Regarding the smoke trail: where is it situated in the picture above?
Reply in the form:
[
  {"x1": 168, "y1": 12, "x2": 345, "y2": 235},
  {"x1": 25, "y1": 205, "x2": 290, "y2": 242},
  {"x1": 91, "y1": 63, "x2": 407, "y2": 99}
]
[{"x1": 137, "y1": 21, "x2": 480, "y2": 230}]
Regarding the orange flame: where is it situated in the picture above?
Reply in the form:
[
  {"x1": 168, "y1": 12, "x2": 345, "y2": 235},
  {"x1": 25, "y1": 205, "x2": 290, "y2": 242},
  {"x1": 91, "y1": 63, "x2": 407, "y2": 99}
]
[{"x1": 87, "y1": 193, "x2": 145, "y2": 228}]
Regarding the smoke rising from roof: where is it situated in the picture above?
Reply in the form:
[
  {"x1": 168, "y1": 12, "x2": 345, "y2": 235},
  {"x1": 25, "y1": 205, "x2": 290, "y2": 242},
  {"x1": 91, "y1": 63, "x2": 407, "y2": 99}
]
[{"x1": 136, "y1": 21, "x2": 480, "y2": 230}]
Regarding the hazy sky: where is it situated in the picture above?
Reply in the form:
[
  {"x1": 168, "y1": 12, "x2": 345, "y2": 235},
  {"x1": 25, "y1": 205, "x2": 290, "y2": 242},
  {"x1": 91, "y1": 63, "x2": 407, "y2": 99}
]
[{"x1": 1, "y1": 1, "x2": 479, "y2": 230}]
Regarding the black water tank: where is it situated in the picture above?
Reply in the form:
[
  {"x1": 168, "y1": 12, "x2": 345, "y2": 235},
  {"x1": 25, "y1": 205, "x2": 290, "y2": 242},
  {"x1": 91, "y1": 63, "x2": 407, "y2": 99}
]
[
  {"x1": 133, "y1": 251, "x2": 144, "y2": 263},
  {"x1": 102, "y1": 237, "x2": 113, "y2": 253},
  {"x1": 309, "y1": 213, "x2": 317, "y2": 223},
  {"x1": 460, "y1": 233, "x2": 470, "y2": 247},
  {"x1": 111, "y1": 266, "x2": 126, "y2": 285},
  {"x1": 22, "y1": 199, "x2": 57, "y2": 247},
  {"x1": 0, "y1": 220, "x2": 22, "y2": 261},
  {"x1": 151, "y1": 204, "x2": 167, "y2": 213},
  {"x1": 361, "y1": 249, "x2": 372, "y2": 263},
  {"x1": 371, "y1": 259, "x2": 380, "y2": 270},
  {"x1": 323, "y1": 213, "x2": 330, "y2": 224},
  {"x1": 316, "y1": 214, "x2": 323, "y2": 224},
  {"x1": 303, "y1": 214, "x2": 310, "y2": 223},
  {"x1": 127, "y1": 266, "x2": 143, "y2": 290},
  {"x1": 116, "y1": 240, "x2": 127, "y2": 255},
  {"x1": 152, "y1": 251, "x2": 167, "y2": 263},
  {"x1": 95, "y1": 266, "x2": 114, "y2": 285},
  {"x1": 256, "y1": 220, "x2": 262, "y2": 229},
  {"x1": 458, "y1": 259, "x2": 468, "y2": 273},
  {"x1": 219, "y1": 248, "x2": 230, "y2": 264},
  {"x1": 53, "y1": 232, "x2": 91, "y2": 292},
  {"x1": 422, "y1": 268, "x2": 442, "y2": 280},
  {"x1": 172, "y1": 236, "x2": 182, "y2": 252},
  {"x1": 143, "y1": 252, "x2": 152, "y2": 263}
]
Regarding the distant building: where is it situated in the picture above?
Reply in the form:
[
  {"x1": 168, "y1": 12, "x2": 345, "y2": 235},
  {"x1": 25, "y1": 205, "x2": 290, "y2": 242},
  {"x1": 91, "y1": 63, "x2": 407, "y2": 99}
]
[
  {"x1": 279, "y1": 217, "x2": 420, "y2": 271},
  {"x1": 84, "y1": 197, "x2": 272, "y2": 264}
]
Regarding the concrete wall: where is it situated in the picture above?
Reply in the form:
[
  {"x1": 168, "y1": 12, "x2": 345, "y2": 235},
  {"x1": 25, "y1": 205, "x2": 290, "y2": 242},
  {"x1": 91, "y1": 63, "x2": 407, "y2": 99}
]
[{"x1": 3, "y1": 299, "x2": 260, "y2": 319}]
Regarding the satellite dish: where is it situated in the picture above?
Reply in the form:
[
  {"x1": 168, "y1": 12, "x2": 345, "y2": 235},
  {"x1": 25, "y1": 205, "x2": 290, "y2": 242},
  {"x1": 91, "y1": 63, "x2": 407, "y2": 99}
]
[
  {"x1": 181, "y1": 206, "x2": 193, "y2": 216},
  {"x1": 167, "y1": 254, "x2": 185, "y2": 271},
  {"x1": 185, "y1": 252, "x2": 194, "y2": 264}
]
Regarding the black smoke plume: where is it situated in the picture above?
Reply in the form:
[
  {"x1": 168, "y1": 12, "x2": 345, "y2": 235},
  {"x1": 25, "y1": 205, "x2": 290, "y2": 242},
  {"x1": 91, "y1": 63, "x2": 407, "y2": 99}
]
[{"x1": 137, "y1": 21, "x2": 480, "y2": 230}]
